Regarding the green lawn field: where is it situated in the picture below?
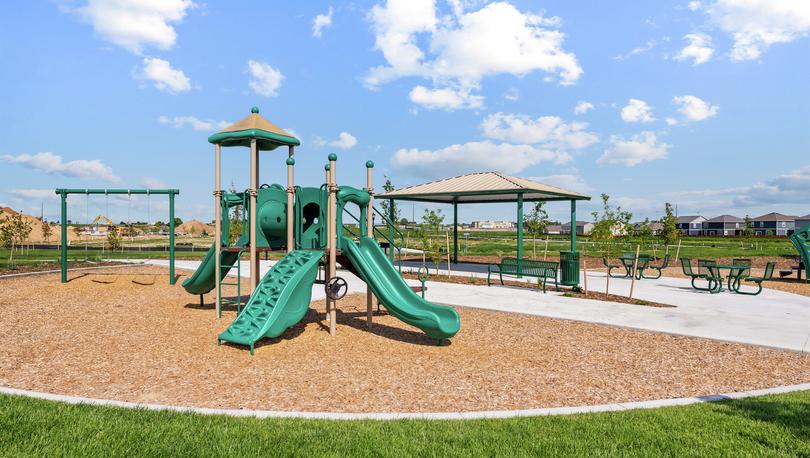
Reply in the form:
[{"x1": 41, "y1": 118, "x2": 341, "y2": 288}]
[{"x1": 0, "y1": 390, "x2": 808, "y2": 456}]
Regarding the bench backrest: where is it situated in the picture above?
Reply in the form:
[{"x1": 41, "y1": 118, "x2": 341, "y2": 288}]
[
  {"x1": 732, "y1": 258, "x2": 751, "y2": 277},
  {"x1": 762, "y1": 262, "x2": 775, "y2": 281},
  {"x1": 499, "y1": 257, "x2": 558, "y2": 276},
  {"x1": 680, "y1": 257, "x2": 696, "y2": 276}
]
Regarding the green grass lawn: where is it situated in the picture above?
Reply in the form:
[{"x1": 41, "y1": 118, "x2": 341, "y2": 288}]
[{"x1": 1, "y1": 391, "x2": 808, "y2": 456}]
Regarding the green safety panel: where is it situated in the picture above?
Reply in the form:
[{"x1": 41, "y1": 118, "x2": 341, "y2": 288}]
[
  {"x1": 790, "y1": 224, "x2": 810, "y2": 281},
  {"x1": 218, "y1": 250, "x2": 324, "y2": 350}
]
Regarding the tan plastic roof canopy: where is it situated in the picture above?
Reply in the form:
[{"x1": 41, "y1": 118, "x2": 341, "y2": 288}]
[
  {"x1": 208, "y1": 107, "x2": 300, "y2": 151},
  {"x1": 378, "y1": 171, "x2": 590, "y2": 203}
]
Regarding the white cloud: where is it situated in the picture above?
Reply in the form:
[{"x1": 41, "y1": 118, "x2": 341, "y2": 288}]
[
  {"x1": 707, "y1": 0, "x2": 810, "y2": 61},
  {"x1": 665, "y1": 117, "x2": 679, "y2": 126},
  {"x1": 481, "y1": 112, "x2": 598, "y2": 150},
  {"x1": 573, "y1": 101, "x2": 594, "y2": 115},
  {"x1": 674, "y1": 33, "x2": 714, "y2": 65},
  {"x1": 247, "y1": 60, "x2": 284, "y2": 97},
  {"x1": 2, "y1": 152, "x2": 120, "y2": 183},
  {"x1": 597, "y1": 132, "x2": 670, "y2": 167},
  {"x1": 158, "y1": 115, "x2": 229, "y2": 131},
  {"x1": 76, "y1": 0, "x2": 195, "y2": 54},
  {"x1": 391, "y1": 141, "x2": 571, "y2": 179},
  {"x1": 366, "y1": 0, "x2": 582, "y2": 109},
  {"x1": 529, "y1": 174, "x2": 593, "y2": 194},
  {"x1": 688, "y1": 1, "x2": 702, "y2": 12},
  {"x1": 10, "y1": 189, "x2": 60, "y2": 200},
  {"x1": 503, "y1": 88, "x2": 520, "y2": 101},
  {"x1": 614, "y1": 39, "x2": 657, "y2": 60},
  {"x1": 673, "y1": 95, "x2": 719, "y2": 121},
  {"x1": 328, "y1": 132, "x2": 358, "y2": 150},
  {"x1": 142, "y1": 178, "x2": 168, "y2": 188},
  {"x1": 312, "y1": 6, "x2": 334, "y2": 38},
  {"x1": 620, "y1": 98, "x2": 655, "y2": 123},
  {"x1": 409, "y1": 85, "x2": 484, "y2": 110},
  {"x1": 137, "y1": 57, "x2": 191, "y2": 93}
]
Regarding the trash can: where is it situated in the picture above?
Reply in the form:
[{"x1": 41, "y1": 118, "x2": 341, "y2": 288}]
[{"x1": 559, "y1": 251, "x2": 580, "y2": 286}]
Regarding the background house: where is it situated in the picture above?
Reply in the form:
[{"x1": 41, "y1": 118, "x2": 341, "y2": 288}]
[
  {"x1": 676, "y1": 215, "x2": 706, "y2": 236},
  {"x1": 561, "y1": 221, "x2": 594, "y2": 235},
  {"x1": 752, "y1": 212, "x2": 797, "y2": 236},
  {"x1": 703, "y1": 215, "x2": 743, "y2": 236},
  {"x1": 470, "y1": 220, "x2": 516, "y2": 230},
  {"x1": 795, "y1": 214, "x2": 810, "y2": 230}
]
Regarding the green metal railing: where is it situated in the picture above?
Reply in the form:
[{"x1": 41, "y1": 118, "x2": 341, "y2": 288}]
[{"x1": 343, "y1": 207, "x2": 404, "y2": 271}]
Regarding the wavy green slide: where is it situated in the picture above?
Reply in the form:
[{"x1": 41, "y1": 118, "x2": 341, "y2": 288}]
[
  {"x1": 341, "y1": 236, "x2": 460, "y2": 340},
  {"x1": 181, "y1": 235, "x2": 248, "y2": 295},
  {"x1": 218, "y1": 250, "x2": 324, "y2": 353}
]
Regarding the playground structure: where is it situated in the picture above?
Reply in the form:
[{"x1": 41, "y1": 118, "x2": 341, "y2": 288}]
[
  {"x1": 55, "y1": 188, "x2": 180, "y2": 284},
  {"x1": 181, "y1": 107, "x2": 460, "y2": 353}
]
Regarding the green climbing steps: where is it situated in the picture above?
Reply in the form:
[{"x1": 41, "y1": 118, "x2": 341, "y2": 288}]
[
  {"x1": 340, "y1": 235, "x2": 460, "y2": 340},
  {"x1": 218, "y1": 250, "x2": 324, "y2": 353},
  {"x1": 789, "y1": 224, "x2": 810, "y2": 282}
]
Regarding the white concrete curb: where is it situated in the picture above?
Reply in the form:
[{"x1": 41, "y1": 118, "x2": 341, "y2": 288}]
[{"x1": 2, "y1": 383, "x2": 809, "y2": 421}]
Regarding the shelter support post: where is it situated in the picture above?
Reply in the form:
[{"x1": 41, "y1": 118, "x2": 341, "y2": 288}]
[
  {"x1": 517, "y1": 193, "x2": 524, "y2": 276},
  {"x1": 214, "y1": 144, "x2": 222, "y2": 317},
  {"x1": 388, "y1": 199, "x2": 394, "y2": 263},
  {"x1": 327, "y1": 154, "x2": 337, "y2": 336},
  {"x1": 60, "y1": 191, "x2": 67, "y2": 283},
  {"x1": 452, "y1": 200, "x2": 458, "y2": 264},
  {"x1": 570, "y1": 199, "x2": 577, "y2": 252},
  {"x1": 169, "y1": 192, "x2": 176, "y2": 285}
]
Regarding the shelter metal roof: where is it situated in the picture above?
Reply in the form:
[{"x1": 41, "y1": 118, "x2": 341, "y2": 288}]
[
  {"x1": 377, "y1": 171, "x2": 590, "y2": 204},
  {"x1": 208, "y1": 107, "x2": 300, "y2": 150}
]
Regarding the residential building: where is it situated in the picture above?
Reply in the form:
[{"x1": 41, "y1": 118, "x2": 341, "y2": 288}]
[
  {"x1": 702, "y1": 215, "x2": 743, "y2": 236},
  {"x1": 561, "y1": 220, "x2": 594, "y2": 235},
  {"x1": 751, "y1": 212, "x2": 797, "y2": 236},
  {"x1": 544, "y1": 224, "x2": 562, "y2": 235},
  {"x1": 471, "y1": 220, "x2": 515, "y2": 230},
  {"x1": 795, "y1": 214, "x2": 810, "y2": 230},
  {"x1": 676, "y1": 215, "x2": 706, "y2": 236},
  {"x1": 634, "y1": 221, "x2": 663, "y2": 235}
]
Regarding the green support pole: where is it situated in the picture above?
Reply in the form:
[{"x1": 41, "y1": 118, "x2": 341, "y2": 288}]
[
  {"x1": 570, "y1": 199, "x2": 577, "y2": 252},
  {"x1": 169, "y1": 193, "x2": 176, "y2": 285},
  {"x1": 452, "y1": 199, "x2": 458, "y2": 264},
  {"x1": 517, "y1": 193, "x2": 524, "y2": 277},
  {"x1": 60, "y1": 191, "x2": 67, "y2": 283},
  {"x1": 388, "y1": 198, "x2": 395, "y2": 262}
]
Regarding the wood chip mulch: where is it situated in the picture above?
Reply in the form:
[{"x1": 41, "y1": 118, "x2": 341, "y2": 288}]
[{"x1": 1, "y1": 266, "x2": 808, "y2": 413}]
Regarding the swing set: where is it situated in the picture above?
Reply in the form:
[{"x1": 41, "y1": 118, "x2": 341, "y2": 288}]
[{"x1": 55, "y1": 188, "x2": 180, "y2": 284}]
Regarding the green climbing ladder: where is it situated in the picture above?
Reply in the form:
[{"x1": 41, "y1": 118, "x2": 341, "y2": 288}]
[{"x1": 218, "y1": 250, "x2": 324, "y2": 354}]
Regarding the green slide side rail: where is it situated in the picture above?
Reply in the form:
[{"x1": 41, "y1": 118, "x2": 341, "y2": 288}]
[
  {"x1": 789, "y1": 224, "x2": 810, "y2": 282},
  {"x1": 340, "y1": 236, "x2": 460, "y2": 340},
  {"x1": 181, "y1": 234, "x2": 248, "y2": 295},
  {"x1": 218, "y1": 250, "x2": 324, "y2": 353}
]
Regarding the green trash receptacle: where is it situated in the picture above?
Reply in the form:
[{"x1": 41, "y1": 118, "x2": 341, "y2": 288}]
[{"x1": 559, "y1": 251, "x2": 580, "y2": 286}]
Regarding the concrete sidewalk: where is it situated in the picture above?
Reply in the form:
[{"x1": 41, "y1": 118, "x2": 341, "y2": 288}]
[{"x1": 141, "y1": 258, "x2": 810, "y2": 352}]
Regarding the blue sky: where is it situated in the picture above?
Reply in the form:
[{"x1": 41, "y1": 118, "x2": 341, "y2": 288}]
[{"x1": 1, "y1": 0, "x2": 808, "y2": 225}]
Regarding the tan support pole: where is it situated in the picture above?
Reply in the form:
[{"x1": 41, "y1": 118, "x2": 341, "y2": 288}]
[
  {"x1": 249, "y1": 139, "x2": 259, "y2": 293},
  {"x1": 328, "y1": 153, "x2": 337, "y2": 336},
  {"x1": 214, "y1": 144, "x2": 222, "y2": 317},
  {"x1": 287, "y1": 146, "x2": 295, "y2": 252},
  {"x1": 324, "y1": 162, "x2": 331, "y2": 327},
  {"x1": 365, "y1": 160, "x2": 375, "y2": 327}
]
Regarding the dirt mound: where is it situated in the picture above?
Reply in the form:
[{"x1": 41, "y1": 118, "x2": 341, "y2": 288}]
[
  {"x1": 0, "y1": 207, "x2": 81, "y2": 242},
  {"x1": 177, "y1": 219, "x2": 213, "y2": 236}
]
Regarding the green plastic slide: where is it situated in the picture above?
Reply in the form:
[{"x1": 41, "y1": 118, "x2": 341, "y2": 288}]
[
  {"x1": 341, "y1": 236, "x2": 460, "y2": 340},
  {"x1": 789, "y1": 224, "x2": 810, "y2": 281},
  {"x1": 181, "y1": 235, "x2": 247, "y2": 295},
  {"x1": 218, "y1": 250, "x2": 324, "y2": 353}
]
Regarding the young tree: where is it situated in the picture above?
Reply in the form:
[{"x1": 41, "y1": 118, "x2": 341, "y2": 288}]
[
  {"x1": 524, "y1": 202, "x2": 548, "y2": 258},
  {"x1": 378, "y1": 176, "x2": 401, "y2": 226},
  {"x1": 227, "y1": 184, "x2": 245, "y2": 245},
  {"x1": 589, "y1": 193, "x2": 632, "y2": 255},
  {"x1": 0, "y1": 213, "x2": 33, "y2": 266},
  {"x1": 742, "y1": 214, "x2": 754, "y2": 236},
  {"x1": 173, "y1": 217, "x2": 183, "y2": 226},
  {"x1": 659, "y1": 202, "x2": 679, "y2": 246},
  {"x1": 107, "y1": 228, "x2": 122, "y2": 250},
  {"x1": 41, "y1": 222, "x2": 53, "y2": 243},
  {"x1": 421, "y1": 208, "x2": 445, "y2": 232},
  {"x1": 636, "y1": 218, "x2": 654, "y2": 249}
]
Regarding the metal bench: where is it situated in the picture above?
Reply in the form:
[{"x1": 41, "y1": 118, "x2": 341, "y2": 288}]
[
  {"x1": 735, "y1": 262, "x2": 775, "y2": 296},
  {"x1": 487, "y1": 257, "x2": 559, "y2": 292}
]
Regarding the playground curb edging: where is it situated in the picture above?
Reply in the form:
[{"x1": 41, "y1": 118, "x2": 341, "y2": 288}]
[
  {"x1": 2, "y1": 383, "x2": 809, "y2": 421},
  {"x1": 0, "y1": 263, "x2": 144, "y2": 280}
]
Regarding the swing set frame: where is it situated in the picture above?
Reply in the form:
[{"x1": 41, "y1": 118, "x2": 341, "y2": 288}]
[{"x1": 55, "y1": 188, "x2": 180, "y2": 284}]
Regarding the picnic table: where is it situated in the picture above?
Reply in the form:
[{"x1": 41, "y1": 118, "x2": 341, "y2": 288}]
[
  {"x1": 706, "y1": 264, "x2": 749, "y2": 293},
  {"x1": 618, "y1": 254, "x2": 651, "y2": 279}
]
